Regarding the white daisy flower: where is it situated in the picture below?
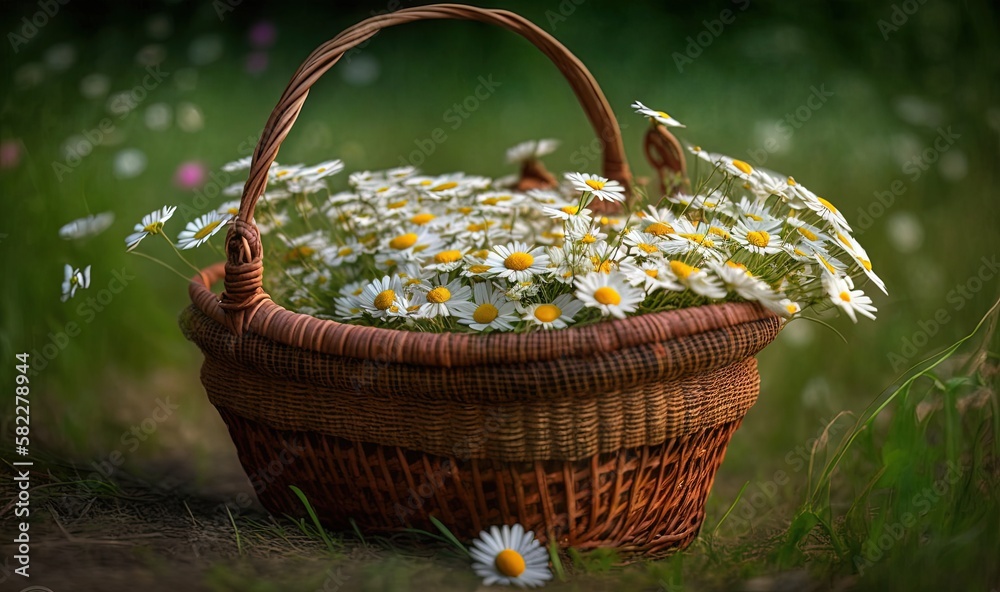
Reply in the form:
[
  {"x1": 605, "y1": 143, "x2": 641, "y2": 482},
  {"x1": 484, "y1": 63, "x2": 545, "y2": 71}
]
[
  {"x1": 380, "y1": 229, "x2": 442, "y2": 262},
  {"x1": 415, "y1": 275, "x2": 474, "y2": 319},
  {"x1": 631, "y1": 100, "x2": 685, "y2": 127},
  {"x1": 639, "y1": 205, "x2": 678, "y2": 237},
  {"x1": 732, "y1": 219, "x2": 784, "y2": 255},
  {"x1": 61, "y1": 264, "x2": 91, "y2": 302},
  {"x1": 506, "y1": 139, "x2": 559, "y2": 164},
  {"x1": 622, "y1": 229, "x2": 666, "y2": 259},
  {"x1": 221, "y1": 156, "x2": 252, "y2": 172},
  {"x1": 760, "y1": 296, "x2": 801, "y2": 319},
  {"x1": 359, "y1": 275, "x2": 409, "y2": 321},
  {"x1": 125, "y1": 205, "x2": 177, "y2": 251},
  {"x1": 299, "y1": 159, "x2": 344, "y2": 180},
  {"x1": 621, "y1": 258, "x2": 683, "y2": 293},
  {"x1": 665, "y1": 260, "x2": 728, "y2": 299},
  {"x1": 824, "y1": 273, "x2": 877, "y2": 322},
  {"x1": 269, "y1": 163, "x2": 303, "y2": 182},
  {"x1": 469, "y1": 524, "x2": 552, "y2": 588},
  {"x1": 322, "y1": 240, "x2": 364, "y2": 266},
  {"x1": 707, "y1": 261, "x2": 771, "y2": 301},
  {"x1": 222, "y1": 182, "x2": 245, "y2": 197},
  {"x1": 455, "y1": 282, "x2": 518, "y2": 332},
  {"x1": 518, "y1": 293, "x2": 583, "y2": 329},
  {"x1": 786, "y1": 217, "x2": 830, "y2": 247},
  {"x1": 218, "y1": 199, "x2": 242, "y2": 217},
  {"x1": 798, "y1": 188, "x2": 852, "y2": 231},
  {"x1": 564, "y1": 172, "x2": 626, "y2": 203},
  {"x1": 575, "y1": 271, "x2": 644, "y2": 319},
  {"x1": 177, "y1": 211, "x2": 229, "y2": 249},
  {"x1": 485, "y1": 241, "x2": 551, "y2": 283},
  {"x1": 59, "y1": 212, "x2": 114, "y2": 240}
]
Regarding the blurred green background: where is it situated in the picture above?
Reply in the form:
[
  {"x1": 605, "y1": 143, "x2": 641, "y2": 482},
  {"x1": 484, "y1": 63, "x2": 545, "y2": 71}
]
[{"x1": 1, "y1": 0, "x2": 998, "y2": 589}]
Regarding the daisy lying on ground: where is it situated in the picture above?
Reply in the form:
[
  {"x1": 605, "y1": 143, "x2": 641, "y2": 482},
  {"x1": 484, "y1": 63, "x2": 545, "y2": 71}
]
[{"x1": 114, "y1": 99, "x2": 886, "y2": 332}]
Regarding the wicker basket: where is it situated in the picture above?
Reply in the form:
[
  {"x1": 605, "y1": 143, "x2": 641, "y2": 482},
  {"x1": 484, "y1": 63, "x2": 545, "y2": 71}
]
[{"x1": 180, "y1": 4, "x2": 782, "y2": 555}]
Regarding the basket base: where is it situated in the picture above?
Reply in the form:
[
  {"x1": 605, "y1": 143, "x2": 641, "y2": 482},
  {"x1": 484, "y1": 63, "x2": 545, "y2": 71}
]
[{"x1": 217, "y1": 406, "x2": 741, "y2": 556}]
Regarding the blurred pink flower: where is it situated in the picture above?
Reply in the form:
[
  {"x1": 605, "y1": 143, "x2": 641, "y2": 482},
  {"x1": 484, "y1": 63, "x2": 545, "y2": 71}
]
[
  {"x1": 245, "y1": 51, "x2": 269, "y2": 75},
  {"x1": 0, "y1": 140, "x2": 21, "y2": 170},
  {"x1": 248, "y1": 21, "x2": 277, "y2": 48},
  {"x1": 174, "y1": 160, "x2": 208, "y2": 189}
]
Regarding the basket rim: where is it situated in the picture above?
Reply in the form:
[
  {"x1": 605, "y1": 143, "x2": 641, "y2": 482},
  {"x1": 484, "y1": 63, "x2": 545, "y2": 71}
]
[{"x1": 189, "y1": 261, "x2": 780, "y2": 367}]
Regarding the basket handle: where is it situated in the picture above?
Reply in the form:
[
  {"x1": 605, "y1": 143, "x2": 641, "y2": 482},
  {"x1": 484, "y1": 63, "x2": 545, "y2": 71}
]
[{"x1": 222, "y1": 4, "x2": 640, "y2": 333}]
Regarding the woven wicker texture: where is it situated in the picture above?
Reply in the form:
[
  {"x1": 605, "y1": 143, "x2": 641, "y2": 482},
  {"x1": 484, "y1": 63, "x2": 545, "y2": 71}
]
[
  {"x1": 216, "y1": 407, "x2": 742, "y2": 555},
  {"x1": 180, "y1": 3, "x2": 784, "y2": 553}
]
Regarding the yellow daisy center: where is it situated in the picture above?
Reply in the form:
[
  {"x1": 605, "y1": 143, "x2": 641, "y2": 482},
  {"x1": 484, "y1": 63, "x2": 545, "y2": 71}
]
[
  {"x1": 580, "y1": 233, "x2": 597, "y2": 244},
  {"x1": 726, "y1": 261, "x2": 747, "y2": 271},
  {"x1": 495, "y1": 549, "x2": 526, "y2": 578},
  {"x1": 411, "y1": 213, "x2": 435, "y2": 225},
  {"x1": 709, "y1": 226, "x2": 730, "y2": 239},
  {"x1": 473, "y1": 303, "x2": 499, "y2": 324},
  {"x1": 431, "y1": 181, "x2": 458, "y2": 192},
  {"x1": 638, "y1": 243, "x2": 659, "y2": 254},
  {"x1": 796, "y1": 227, "x2": 818, "y2": 241},
  {"x1": 678, "y1": 233, "x2": 706, "y2": 244},
  {"x1": 338, "y1": 247, "x2": 354, "y2": 256},
  {"x1": 817, "y1": 255, "x2": 836, "y2": 274},
  {"x1": 193, "y1": 220, "x2": 221, "y2": 239},
  {"x1": 786, "y1": 304, "x2": 798, "y2": 314},
  {"x1": 285, "y1": 246, "x2": 315, "y2": 261},
  {"x1": 560, "y1": 205, "x2": 579, "y2": 215},
  {"x1": 839, "y1": 291, "x2": 852, "y2": 302},
  {"x1": 227, "y1": 207, "x2": 239, "y2": 215},
  {"x1": 426, "y1": 287, "x2": 451, "y2": 304},
  {"x1": 504, "y1": 252, "x2": 534, "y2": 271},
  {"x1": 387, "y1": 199, "x2": 408, "y2": 209},
  {"x1": 645, "y1": 222, "x2": 673, "y2": 236},
  {"x1": 593, "y1": 286, "x2": 621, "y2": 305},
  {"x1": 670, "y1": 260, "x2": 699, "y2": 280},
  {"x1": 731, "y1": 159, "x2": 753, "y2": 175},
  {"x1": 861, "y1": 259, "x2": 872, "y2": 271},
  {"x1": 656, "y1": 111, "x2": 671, "y2": 120},
  {"x1": 389, "y1": 233, "x2": 418, "y2": 250},
  {"x1": 644, "y1": 269, "x2": 659, "y2": 278},
  {"x1": 817, "y1": 197, "x2": 837, "y2": 212},
  {"x1": 434, "y1": 250, "x2": 462, "y2": 264},
  {"x1": 746, "y1": 230, "x2": 770, "y2": 248},
  {"x1": 584, "y1": 179, "x2": 606, "y2": 191},
  {"x1": 534, "y1": 304, "x2": 562, "y2": 323},
  {"x1": 469, "y1": 264, "x2": 492, "y2": 274},
  {"x1": 373, "y1": 289, "x2": 395, "y2": 310},
  {"x1": 746, "y1": 214, "x2": 763, "y2": 222},
  {"x1": 787, "y1": 176, "x2": 797, "y2": 186},
  {"x1": 143, "y1": 221, "x2": 164, "y2": 234}
]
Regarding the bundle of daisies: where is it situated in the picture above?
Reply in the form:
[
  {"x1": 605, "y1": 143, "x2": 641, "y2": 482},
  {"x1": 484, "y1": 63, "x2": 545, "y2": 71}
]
[{"x1": 123, "y1": 101, "x2": 885, "y2": 331}]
